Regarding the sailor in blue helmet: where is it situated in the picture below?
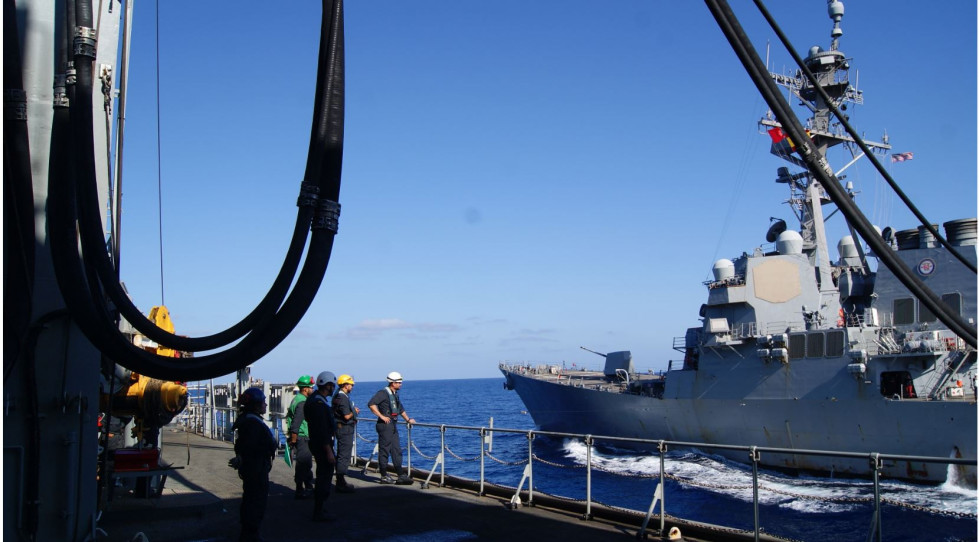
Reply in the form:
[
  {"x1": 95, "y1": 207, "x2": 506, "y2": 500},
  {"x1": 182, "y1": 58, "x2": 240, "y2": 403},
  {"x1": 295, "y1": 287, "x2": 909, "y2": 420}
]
[
  {"x1": 304, "y1": 371, "x2": 338, "y2": 522},
  {"x1": 231, "y1": 387, "x2": 277, "y2": 542}
]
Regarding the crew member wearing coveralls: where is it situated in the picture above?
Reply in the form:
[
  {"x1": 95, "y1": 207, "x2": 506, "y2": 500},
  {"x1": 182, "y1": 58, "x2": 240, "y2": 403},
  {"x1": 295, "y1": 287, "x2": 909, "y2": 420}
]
[
  {"x1": 367, "y1": 371, "x2": 415, "y2": 484},
  {"x1": 305, "y1": 371, "x2": 338, "y2": 522},
  {"x1": 333, "y1": 374, "x2": 360, "y2": 492},
  {"x1": 232, "y1": 387, "x2": 277, "y2": 542},
  {"x1": 287, "y1": 374, "x2": 315, "y2": 499}
]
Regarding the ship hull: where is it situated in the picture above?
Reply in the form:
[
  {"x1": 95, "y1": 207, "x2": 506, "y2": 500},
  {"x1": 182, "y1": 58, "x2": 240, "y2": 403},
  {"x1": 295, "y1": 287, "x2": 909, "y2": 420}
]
[{"x1": 502, "y1": 367, "x2": 976, "y2": 484}]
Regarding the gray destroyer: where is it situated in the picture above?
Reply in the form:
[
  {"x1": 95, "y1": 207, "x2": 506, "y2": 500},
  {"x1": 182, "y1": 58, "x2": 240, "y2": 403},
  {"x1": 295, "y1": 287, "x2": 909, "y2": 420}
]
[{"x1": 501, "y1": 2, "x2": 976, "y2": 484}]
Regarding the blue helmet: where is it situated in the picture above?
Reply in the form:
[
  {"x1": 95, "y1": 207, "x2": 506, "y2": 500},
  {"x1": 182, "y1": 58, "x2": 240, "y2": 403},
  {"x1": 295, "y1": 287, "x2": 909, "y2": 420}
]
[
  {"x1": 316, "y1": 371, "x2": 337, "y2": 388},
  {"x1": 238, "y1": 387, "x2": 266, "y2": 410}
]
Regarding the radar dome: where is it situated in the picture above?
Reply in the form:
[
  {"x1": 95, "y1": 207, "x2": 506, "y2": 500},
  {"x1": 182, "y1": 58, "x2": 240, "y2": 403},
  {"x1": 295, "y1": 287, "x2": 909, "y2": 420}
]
[
  {"x1": 837, "y1": 235, "x2": 860, "y2": 265},
  {"x1": 712, "y1": 259, "x2": 735, "y2": 282},
  {"x1": 776, "y1": 230, "x2": 803, "y2": 255}
]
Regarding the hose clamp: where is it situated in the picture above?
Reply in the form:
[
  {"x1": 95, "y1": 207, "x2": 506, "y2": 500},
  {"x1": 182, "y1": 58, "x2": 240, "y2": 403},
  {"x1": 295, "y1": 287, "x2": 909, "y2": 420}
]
[
  {"x1": 296, "y1": 182, "x2": 320, "y2": 208},
  {"x1": 65, "y1": 62, "x2": 77, "y2": 86},
  {"x1": 73, "y1": 26, "x2": 98, "y2": 59},
  {"x1": 53, "y1": 75, "x2": 69, "y2": 108},
  {"x1": 312, "y1": 200, "x2": 341, "y2": 233},
  {"x1": 5, "y1": 89, "x2": 27, "y2": 121}
]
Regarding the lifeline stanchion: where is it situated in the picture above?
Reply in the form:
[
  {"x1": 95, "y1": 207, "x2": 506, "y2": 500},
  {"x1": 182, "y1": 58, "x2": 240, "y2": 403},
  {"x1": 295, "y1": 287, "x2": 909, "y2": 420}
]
[
  {"x1": 750, "y1": 446, "x2": 761, "y2": 542},
  {"x1": 639, "y1": 440, "x2": 667, "y2": 539},
  {"x1": 479, "y1": 427, "x2": 486, "y2": 496},
  {"x1": 406, "y1": 423, "x2": 412, "y2": 477},
  {"x1": 584, "y1": 435, "x2": 593, "y2": 520},
  {"x1": 868, "y1": 453, "x2": 883, "y2": 542},
  {"x1": 527, "y1": 430, "x2": 535, "y2": 506},
  {"x1": 440, "y1": 425, "x2": 447, "y2": 487}
]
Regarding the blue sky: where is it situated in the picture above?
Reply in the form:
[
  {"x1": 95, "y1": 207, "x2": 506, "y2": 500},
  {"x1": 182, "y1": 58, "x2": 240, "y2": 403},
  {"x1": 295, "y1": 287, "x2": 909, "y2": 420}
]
[{"x1": 116, "y1": 1, "x2": 977, "y2": 383}]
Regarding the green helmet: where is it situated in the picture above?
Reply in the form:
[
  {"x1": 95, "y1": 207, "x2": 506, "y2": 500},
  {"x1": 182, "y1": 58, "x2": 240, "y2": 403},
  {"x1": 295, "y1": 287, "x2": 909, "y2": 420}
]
[{"x1": 296, "y1": 375, "x2": 313, "y2": 388}]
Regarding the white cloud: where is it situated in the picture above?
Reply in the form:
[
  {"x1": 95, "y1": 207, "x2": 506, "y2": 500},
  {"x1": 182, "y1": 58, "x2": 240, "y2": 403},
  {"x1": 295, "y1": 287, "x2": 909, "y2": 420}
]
[{"x1": 342, "y1": 318, "x2": 460, "y2": 340}]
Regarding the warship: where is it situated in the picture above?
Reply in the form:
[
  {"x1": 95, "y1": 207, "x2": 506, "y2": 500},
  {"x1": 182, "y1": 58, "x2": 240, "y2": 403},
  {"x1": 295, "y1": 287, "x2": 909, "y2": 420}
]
[{"x1": 501, "y1": 1, "x2": 977, "y2": 484}]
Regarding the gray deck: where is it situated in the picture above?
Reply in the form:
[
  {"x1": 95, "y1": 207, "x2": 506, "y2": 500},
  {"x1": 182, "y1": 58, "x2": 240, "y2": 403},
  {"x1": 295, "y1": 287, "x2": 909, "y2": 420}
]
[{"x1": 98, "y1": 429, "x2": 776, "y2": 542}]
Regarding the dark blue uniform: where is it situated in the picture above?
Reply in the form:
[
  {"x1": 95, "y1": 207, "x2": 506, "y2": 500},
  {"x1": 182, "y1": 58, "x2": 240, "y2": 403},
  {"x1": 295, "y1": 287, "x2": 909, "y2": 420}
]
[
  {"x1": 368, "y1": 387, "x2": 407, "y2": 479},
  {"x1": 304, "y1": 392, "x2": 336, "y2": 511},
  {"x1": 232, "y1": 412, "x2": 276, "y2": 541}
]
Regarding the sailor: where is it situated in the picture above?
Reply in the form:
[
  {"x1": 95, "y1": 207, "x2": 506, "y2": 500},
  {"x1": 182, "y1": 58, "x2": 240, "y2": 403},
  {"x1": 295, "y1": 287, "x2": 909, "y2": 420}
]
[
  {"x1": 231, "y1": 387, "x2": 277, "y2": 542},
  {"x1": 332, "y1": 374, "x2": 360, "y2": 493},
  {"x1": 287, "y1": 375, "x2": 315, "y2": 499},
  {"x1": 367, "y1": 372, "x2": 415, "y2": 484},
  {"x1": 305, "y1": 371, "x2": 338, "y2": 522}
]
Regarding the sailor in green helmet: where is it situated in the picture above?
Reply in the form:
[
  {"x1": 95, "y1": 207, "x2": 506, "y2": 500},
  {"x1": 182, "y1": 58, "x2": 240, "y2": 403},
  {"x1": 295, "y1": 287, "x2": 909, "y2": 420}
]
[{"x1": 287, "y1": 374, "x2": 315, "y2": 499}]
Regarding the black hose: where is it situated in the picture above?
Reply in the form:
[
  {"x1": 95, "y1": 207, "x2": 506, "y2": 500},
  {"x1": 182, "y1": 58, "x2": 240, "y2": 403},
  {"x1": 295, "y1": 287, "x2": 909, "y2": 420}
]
[
  {"x1": 48, "y1": 0, "x2": 346, "y2": 380},
  {"x1": 751, "y1": 0, "x2": 975, "y2": 275},
  {"x1": 704, "y1": 0, "x2": 976, "y2": 347},
  {"x1": 67, "y1": 0, "x2": 339, "y2": 352},
  {"x1": 3, "y1": 0, "x2": 37, "y2": 383}
]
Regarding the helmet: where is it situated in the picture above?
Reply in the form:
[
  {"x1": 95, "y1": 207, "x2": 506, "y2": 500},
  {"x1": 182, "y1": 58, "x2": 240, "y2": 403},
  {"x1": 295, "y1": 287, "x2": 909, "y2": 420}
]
[
  {"x1": 337, "y1": 374, "x2": 355, "y2": 386},
  {"x1": 238, "y1": 387, "x2": 266, "y2": 409},
  {"x1": 296, "y1": 375, "x2": 313, "y2": 388},
  {"x1": 386, "y1": 371, "x2": 403, "y2": 383},
  {"x1": 316, "y1": 371, "x2": 337, "y2": 387}
]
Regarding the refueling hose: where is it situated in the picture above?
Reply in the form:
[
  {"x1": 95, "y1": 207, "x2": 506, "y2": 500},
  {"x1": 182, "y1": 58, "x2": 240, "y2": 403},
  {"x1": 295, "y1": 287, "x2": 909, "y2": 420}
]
[
  {"x1": 48, "y1": 0, "x2": 346, "y2": 380},
  {"x1": 704, "y1": 0, "x2": 976, "y2": 347}
]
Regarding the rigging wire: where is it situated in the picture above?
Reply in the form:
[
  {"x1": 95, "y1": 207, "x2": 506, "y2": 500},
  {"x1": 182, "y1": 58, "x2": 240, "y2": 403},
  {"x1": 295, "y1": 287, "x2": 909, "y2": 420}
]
[
  {"x1": 750, "y1": 0, "x2": 976, "y2": 275},
  {"x1": 155, "y1": 0, "x2": 166, "y2": 305}
]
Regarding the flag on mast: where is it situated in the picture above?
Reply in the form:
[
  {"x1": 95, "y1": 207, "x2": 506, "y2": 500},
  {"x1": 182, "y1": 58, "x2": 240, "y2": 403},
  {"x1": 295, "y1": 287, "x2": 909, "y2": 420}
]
[{"x1": 891, "y1": 152, "x2": 914, "y2": 163}]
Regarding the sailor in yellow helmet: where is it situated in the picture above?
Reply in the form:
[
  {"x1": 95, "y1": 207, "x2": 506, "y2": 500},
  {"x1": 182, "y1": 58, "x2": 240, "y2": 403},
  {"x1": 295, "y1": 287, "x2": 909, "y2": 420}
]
[{"x1": 332, "y1": 374, "x2": 360, "y2": 492}]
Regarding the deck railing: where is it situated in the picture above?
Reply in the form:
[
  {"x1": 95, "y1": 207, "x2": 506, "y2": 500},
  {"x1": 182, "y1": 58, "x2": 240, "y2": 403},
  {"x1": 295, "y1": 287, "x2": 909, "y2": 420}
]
[
  {"x1": 174, "y1": 404, "x2": 976, "y2": 542},
  {"x1": 385, "y1": 422, "x2": 976, "y2": 542}
]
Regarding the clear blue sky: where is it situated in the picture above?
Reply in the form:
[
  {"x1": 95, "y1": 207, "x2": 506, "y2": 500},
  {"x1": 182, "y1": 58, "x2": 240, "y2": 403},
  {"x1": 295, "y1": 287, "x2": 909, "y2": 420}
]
[{"x1": 117, "y1": 1, "x2": 977, "y2": 383}]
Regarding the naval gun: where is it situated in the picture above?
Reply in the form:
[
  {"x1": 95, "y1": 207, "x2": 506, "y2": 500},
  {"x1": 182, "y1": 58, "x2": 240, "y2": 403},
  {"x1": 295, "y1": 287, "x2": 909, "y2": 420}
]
[{"x1": 580, "y1": 346, "x2": 635, "y2": 382}]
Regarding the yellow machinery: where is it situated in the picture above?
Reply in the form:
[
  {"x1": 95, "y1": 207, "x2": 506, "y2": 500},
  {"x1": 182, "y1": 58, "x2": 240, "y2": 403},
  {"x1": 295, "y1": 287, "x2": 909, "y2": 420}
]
[{"x1": 101, "y1": 306, "x2": 188, "y2": 442}]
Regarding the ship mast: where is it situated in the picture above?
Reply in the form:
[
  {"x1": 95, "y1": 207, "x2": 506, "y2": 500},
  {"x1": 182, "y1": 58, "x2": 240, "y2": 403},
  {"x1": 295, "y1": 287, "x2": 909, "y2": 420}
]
[{"x1": 760, "y1": 0, "x2": 889, "y2": 290}]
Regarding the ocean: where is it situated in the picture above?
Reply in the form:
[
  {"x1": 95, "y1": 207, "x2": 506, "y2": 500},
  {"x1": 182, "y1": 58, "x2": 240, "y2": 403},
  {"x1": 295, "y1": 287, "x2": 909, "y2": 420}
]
[{"x1": 325, "y1": 377, "x2": 974, "y2": 542}]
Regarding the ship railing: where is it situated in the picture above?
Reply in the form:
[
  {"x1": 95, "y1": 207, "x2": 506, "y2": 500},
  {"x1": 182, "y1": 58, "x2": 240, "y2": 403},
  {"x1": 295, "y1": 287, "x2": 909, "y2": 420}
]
[{"x1": 377, "y1": 421, "x2": 978, "y2": 542}]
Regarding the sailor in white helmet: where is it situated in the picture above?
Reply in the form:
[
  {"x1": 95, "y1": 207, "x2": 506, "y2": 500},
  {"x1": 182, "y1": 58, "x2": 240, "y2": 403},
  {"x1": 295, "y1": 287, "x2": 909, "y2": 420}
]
[{"x1": 367, "y1": 371, "x2": 416, "y2": 484}]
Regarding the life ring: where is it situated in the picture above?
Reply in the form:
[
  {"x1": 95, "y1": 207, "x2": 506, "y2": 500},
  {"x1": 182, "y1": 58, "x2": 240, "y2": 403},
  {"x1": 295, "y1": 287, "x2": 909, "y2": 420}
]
[{"x1": 837, "y1": 308, "x2": 845, "y2": 327}]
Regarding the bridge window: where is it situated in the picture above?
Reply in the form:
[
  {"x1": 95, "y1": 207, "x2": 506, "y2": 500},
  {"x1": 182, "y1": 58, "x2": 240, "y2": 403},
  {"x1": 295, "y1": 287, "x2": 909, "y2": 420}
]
[
  {"x1": 893, "y1": 298, "x2": 915, "y2": 325},
  {"x1": 807, "y1": 332, "x2": 825, "y2": 358},
  {"x1": 826, "y1": 330, "x2": 845, "y2": 357},
  {"x1": 788, "y1": 334, "x2": 806, "y2": 359},
  {"x1": 919, "y1": 293, "x2": 962, "y2": 323}
]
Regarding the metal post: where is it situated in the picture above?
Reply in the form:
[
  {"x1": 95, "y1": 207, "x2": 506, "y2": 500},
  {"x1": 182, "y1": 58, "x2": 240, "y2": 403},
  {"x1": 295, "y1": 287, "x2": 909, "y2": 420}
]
[
  {"x1": 406, "y1": 422, "x2": 412, "y2": 476},
  {"x1": 439, "y1": 425, "x2": 446, "y2": 487},
  {"x1": 659, "y1": 440, "x2": 666, "y2": 534},
  {"x1": 866, "y1": 453, "x2": 882, "y2": 542},
  {"x1": 487, "y1": 417, "x2": 493, "y2": 453},
  {"x1": 584, "y1": 435, "x2": 593, "y2": 520},
  {"x1": 209, "y1": 379, "x2": 215, "y2": 439},
  {"x1": 750, "y1": 446, "x2": 761, "y2": 542},
  {"x1": 479, "y1": 427, "x2": 486, "y2": 496},
  {"x1": 527, "y1": 431, "x2": 535, "y2": 506}
]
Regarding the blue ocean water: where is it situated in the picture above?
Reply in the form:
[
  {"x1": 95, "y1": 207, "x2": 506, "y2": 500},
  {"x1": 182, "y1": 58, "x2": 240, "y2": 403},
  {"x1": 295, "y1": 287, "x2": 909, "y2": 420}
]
[{"x1": 339, "y1": 377, "x2": 976, "y2": 542}]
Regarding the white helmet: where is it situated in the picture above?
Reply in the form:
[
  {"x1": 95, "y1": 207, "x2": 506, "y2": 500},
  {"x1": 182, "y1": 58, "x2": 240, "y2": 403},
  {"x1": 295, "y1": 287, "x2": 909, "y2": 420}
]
[
  {"x1": 316, "y1": 371, "x2": 337, "y2": 387},
  {"x1": 386, "y1": 371, "x2": 403, "y2": 383}
]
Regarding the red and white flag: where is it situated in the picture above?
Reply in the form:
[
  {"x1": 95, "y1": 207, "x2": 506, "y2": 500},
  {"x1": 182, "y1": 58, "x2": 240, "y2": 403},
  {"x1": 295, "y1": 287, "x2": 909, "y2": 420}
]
[{"x1": 891, "y1": 152, "x2": 914, "y2": 163}]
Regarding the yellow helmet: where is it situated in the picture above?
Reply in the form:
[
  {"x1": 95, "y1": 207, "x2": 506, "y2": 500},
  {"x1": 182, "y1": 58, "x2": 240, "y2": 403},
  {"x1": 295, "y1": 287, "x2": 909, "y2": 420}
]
[{"x1": 337, "y1": 374, "x2": 355, "y2": 386}]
